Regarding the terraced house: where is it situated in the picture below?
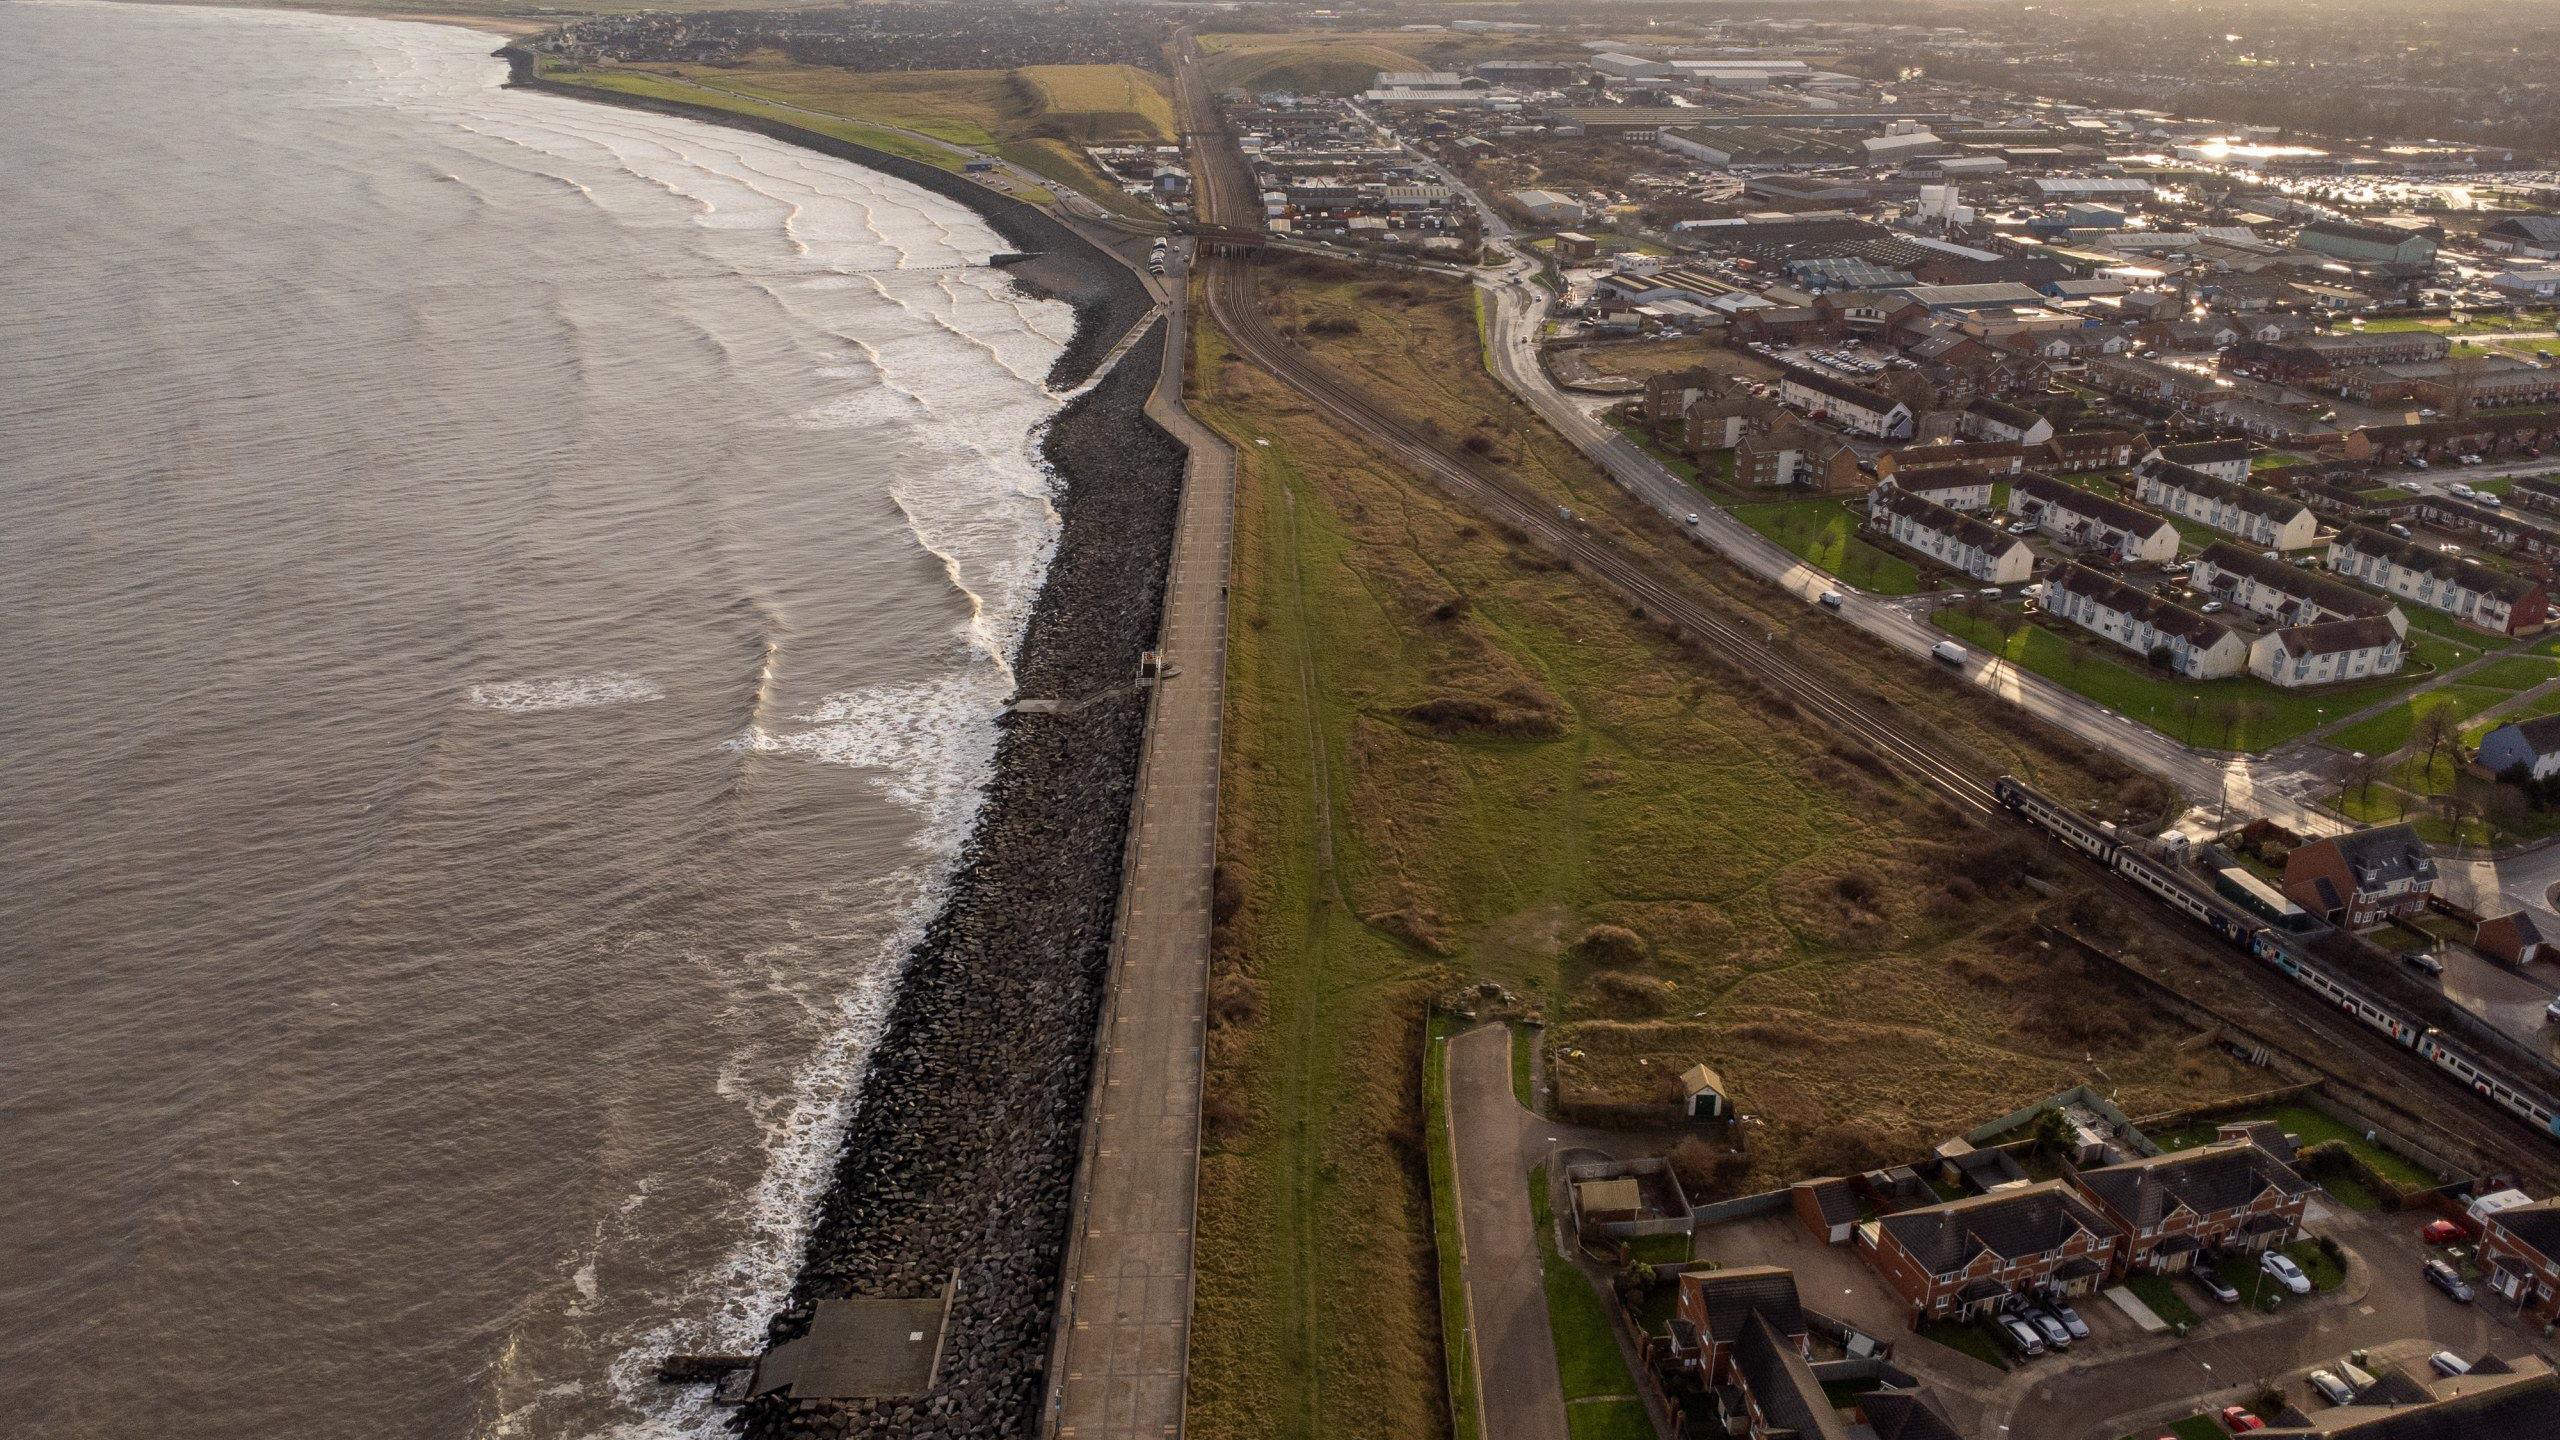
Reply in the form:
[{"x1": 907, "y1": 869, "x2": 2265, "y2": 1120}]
[
  {"x1": 2135, "y1": 462, "x2": 2320, "y2": 550},
  {"x1": 2043, "y1": 561, "x2": 2247, "y2": 678},
  {"x1": 2066, "y1": 1140, "x2": 2314, "y2": 1276},
  {"x1": 2190, "y1": 542, "x2": 2404, "y2": 635},
  {"x1": 2476, "y1": 1196, "x2": 2560, "y2": 1324},
  {"x1": 1778, "y1": 365, "x2": 1913, "y2": 440},
  {"x1": 2326, "y1": 524, "x2": 2549, "y2": 636},
  {"x1": 1871, "y1": 488, "x2": 2035, "y2": 583},
  {"x1": 1857, "y1": 1181, "x2": 2124, "y2": 1321},
  {"x1": 2247, "y1": 616, "x2": 2405, "y2": 689},
  {"x1": 2007, "y1": 472, "x2": 2180, "y2": 564},
  {"x1": 1871, "y1": 465, "x2": 1995, "y2": 513}
]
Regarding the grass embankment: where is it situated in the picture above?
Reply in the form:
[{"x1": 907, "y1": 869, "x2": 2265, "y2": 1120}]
[
  {"x1": 1185, "y1": 271, "x2": 2259, "y2": 1440},
  {"x1": 1423, "y1": 1018, "x2": 1484, "y2": 1440},
  {"x1": 1196, "y1": 30, "x2": 1430, "y2": 93}
]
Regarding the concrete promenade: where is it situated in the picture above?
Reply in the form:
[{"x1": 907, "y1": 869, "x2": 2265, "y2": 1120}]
[{"x1": 1044, "y1": 258, "x2": 1236, "y2": 1438}]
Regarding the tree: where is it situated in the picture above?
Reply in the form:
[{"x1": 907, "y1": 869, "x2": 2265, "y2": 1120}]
[
  {"x1": 2412, "y1": 702, "x2": 2465, "y2": 783},
  {"x1": 2346, "y1": 750, "x2": 2381, "y2": 806},
  {"x1": 2175, "y1": 694, "x2": 2206, "y2": 745}
]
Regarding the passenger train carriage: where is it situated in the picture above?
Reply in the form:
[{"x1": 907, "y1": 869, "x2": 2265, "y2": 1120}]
[{"x1": 1993, "y1": 775, "x2": 2560, "y2": 1142}]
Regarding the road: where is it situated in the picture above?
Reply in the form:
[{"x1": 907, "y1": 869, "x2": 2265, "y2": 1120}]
[{"x1": 1446, "y1": 1026, "x2": 1568, "y2": 1440}]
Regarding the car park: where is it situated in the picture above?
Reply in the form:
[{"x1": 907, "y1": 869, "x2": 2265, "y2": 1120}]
[
  {"x1": 2308, "y1": 1370, "x2": 2356, "y2": 1406},
  {"x1": 2260, "y1": 1251, "x2": 2312, "y2": 1295},
  {"x1": 2197, "y1": 1270, "x2": 2241, "y2": 1304},
  {"x1": 2431, "y1": 1350, "x2": 2472, "y2": 1377},
  {"x1": 1997, "y1": 1313, "x2": 2046, "y2": 1357},
  {"x1": 2423, "y1": 1258, "x2": 2474, "y2": 1302}
]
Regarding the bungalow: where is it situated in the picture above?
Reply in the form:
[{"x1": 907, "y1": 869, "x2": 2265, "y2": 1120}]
[
  {"x1": 2247, "y1": 616, "x2": 2405, "y2": 689},
  {"x1": 2043, "y1": 429, "x2": 2146, "y2": 473},
  {"x1": 1875, "y1": 440, "x2": 2028, "y2": 481},
  {"x1": 2191, "y1": 542, "x2": 2403, "y2": 633},
  {"x1": 1872, "y1": 489, "x2": 2037, "y2": 583},
  {"x1": 1778, "y1": 366, "x2": 1913, "y2": 440},
  {"x1": 2133, "y1": 463, "x2": 2319, "y2": 550},
  {"x1": 2327, "y1": 524, "x2": 2549, "y2": 636},
  {"x1": 2476, "y1": 1198, "x2": 2560, "y2": 1324},
  {"x1": 2007, "y1": 472, "x2": 2181, "y2": 565},
  {"x1": 2475, "y1": 911, "x2": 2551, "y2": 968},
  {"x1": 2043, "y1": 561, "x2": 2248, "y2": 678},
  {"x1": 2147, "y1": 439, "x2": 2254, "y2": 485},
  {"x1": 1856, "y1": 1181, "x2": 2124, "y2": 1321},
  {"x1": 1960, "y1": 397, "x2": 2054, "y2": 446},
  {"x1": 1737, "y1": 418, "x2": 1864, "y2": 489},
  {"x1": 2068, "y1": 1139, "x2": 2314, "y2": 1276},
  {"x1": 2282, "y1": 824, "x2": 2436, "y2": 930},
  {"x1": 1874, "y1": 466, "x2": 1995, "y2": 513},
  {"x1": 2477, "y1": 713, "x2": 2560, "y2": 782}
]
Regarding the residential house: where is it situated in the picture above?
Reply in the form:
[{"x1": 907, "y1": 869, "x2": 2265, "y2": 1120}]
[
  {"x1": 2233, "y1": 331, "x2": 2452, "y2": 385},
  {"x1": 1960, "y1": 397, "x2": 2054, "y2": 446},
  {"x1": 2139, "y1": 315, "x2": 2241, "y2": 352},
  {"x1": 2476, "y1": 714, "x2": 2560, "y2": 783},
  {"x1": 2327, "y1": 524, "x2": 2549, "y2": 636},
  {"x1": 1855, "y1": 1388, "x2": 1968, "y2": 1440},
  {"x1": 2513, "y1": 474, "x2": 2560, "y2": 520},
  {"x1": 1737, "y1": 418, "x2": 1863, "y2": 488},
  {"x1": 2341, "y1": 410, "x2": 2560, "y2": 467},
  {"x1": 1643, "y1": 368, "x2": 1722, "y2": 429},
  {"x1": 1872, "y1": 490, "x2": 2036, "y2": 583},
  {"x1": 1856, "y1": 1181, "x2": 2124, "y2": 1321},
  {"x1": 2148, "y1": 439, "x2": 2254, "y2": 485},
  {"x1": 2475, "y1": 911, "x2": 2551, "y2": 968},
  {"x1": 2007, "y1": 472, "x2": 2181, "y2": 565},
  {"x1": 2247, "y1": 617, "x2": 2405, "y2": 688},
  {"x1": 2408, "y1": 495, "x2": 2560, "y2": 565},
  {"x1": 2282, "y1": 824, "x2": 2437, "y2": 929},
  {"x1": 2044, "y1": 429, "x2": 2146, "y2": 473},
  {"x1": 2477, "y1": 1199, "x2": 2560, "y2": 1324},
  {"x1": 2191, "y1": 542, "x2": 2403, "y2": 633},
  {"x1": 1688, "y1": 388, "x2": 1771, "y2": 452},
  {"x1": 1669, "y1": 1266, "x2": 1851, "y2": 1440},
  {"x1": 1778, "y1": 367, "x2": 1914, "y2": 440},
  {"x1": 1874, "y1": 467, "x2": 1995, "y2": 513},
  {"x1": 1875, "y1": 440, "x2": 2028, "y2": 482},
  {"x1": 1792, "y1": 1178, "x2": 1858, "y2": 1244},
  {"x1": 2084, "y1": 352, "x2": 2223, "y2": 408},
  {"x1": 2042, "y1": 561, "x2": 2248, "y2": 678},
  {"x1": 2134, "y1": 463, "x2": 2319, "y2": 550},
  {"x1": 2068, "y1": 1140, "x2": 2314, "y2": 1276}
]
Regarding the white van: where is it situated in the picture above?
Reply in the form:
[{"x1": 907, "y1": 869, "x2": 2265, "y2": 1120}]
[
  {"x1": 1818, "y1": 590, "x2": 1844, "y2": 610},
  {"x1": 1932, "y1": 640, "x2": 1967, "y2": 666}
]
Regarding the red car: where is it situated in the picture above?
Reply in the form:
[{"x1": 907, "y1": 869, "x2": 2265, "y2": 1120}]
[
  {"x1": 2422, "y1": 1219, "x2": 2472, "y2": 1246},
  {"x1": 2221, "y1": 1408, "x2": 2266, "y2": 1433}
]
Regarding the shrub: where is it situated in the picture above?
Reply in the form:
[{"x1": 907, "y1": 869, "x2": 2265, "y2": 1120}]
[{"x1": 1574, "y1": 924, "x2": 1650, "y2": 968}]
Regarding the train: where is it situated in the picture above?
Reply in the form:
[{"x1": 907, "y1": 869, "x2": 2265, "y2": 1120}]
[{"x1": 1992, "y1": 774, "x2": 2560, "y2": 1143}]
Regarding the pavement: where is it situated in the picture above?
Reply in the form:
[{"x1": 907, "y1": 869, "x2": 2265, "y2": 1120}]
[
  {"x1": 1447, "y1": 1025, "x2": 1570, "y2": 1440},
  {"x1": 1041, "y1": 238, "x2": 1236, "y2": 1437}
]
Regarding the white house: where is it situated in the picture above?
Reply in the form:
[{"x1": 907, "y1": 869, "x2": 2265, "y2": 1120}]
[
  {"x1": 1872, "y1": 489, "x2": 2036, "y2": 584},
  {"x1": 1873, "y1": 468, "x2": 1995, "y2": 513},
  {"x1": 2133, "y1": 463, "x2": 2320, "y2": 551},
  {"x1": 2477, "y1": 714, "x2": 2560, "y2": 781},
  {"x1": 1778, "y1": 367, "x2": 1913, "y2": 440},
  {"x1": 2146, "y1": 440, "x2": 2254, "y2": 485},
  {"x1": 2044, "y1": 562, "x2": 2248, "y2": 678},
  {"x1": 2327, "y1": 525, "x2": 2550, "y2": 637},
  {"x1": 2190, "y1": 542, "x2": 2405, "y2": 635},
  {"x1": 2007, "y1": 472, "x2": 2180, "y2": 565},
  {"x1": 1959, "y1": 398, "x2": 2054, "y2": 447},
  {"x1": 2247, "y1": 617, "x2": 2405, "y2": 689}
]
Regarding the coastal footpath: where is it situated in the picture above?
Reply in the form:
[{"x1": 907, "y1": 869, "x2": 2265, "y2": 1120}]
[{"x1": 505, "y1": 48, "x2": 1189, "y2": 1440}]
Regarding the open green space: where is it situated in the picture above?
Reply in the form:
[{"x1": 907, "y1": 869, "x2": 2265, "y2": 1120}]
[
  {"x1": 2467, "y1": 655, "x2": 2560, "y2": 691},
  {"x1": 1565, "y1": 1399, "x2": 1656, "y2": 1440},
  {"x1": 2325, "y1": 685, "x2": 2508, "y2": 758},
  {"x1": 1915, "y1": 1316, "x2": 2011, "y2": 1370},
  {"x1": 1623, "y1": 1232, "x2": 1692, "y2": 1265},
  {"x1": 1731, "y1": 501, "x2": 1924, "y2": 595},
  {"x1": 1933, "y1": 611, "x2": 2419, "y2": 752},
  {"x1": 1530, "y1": 1166, "x2": 1639, "y2": 1400}
]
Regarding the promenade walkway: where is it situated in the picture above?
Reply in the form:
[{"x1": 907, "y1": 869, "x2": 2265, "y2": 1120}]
[{"x1": 1043, "y1": 258, "x2": 1236, "y2": 1438}]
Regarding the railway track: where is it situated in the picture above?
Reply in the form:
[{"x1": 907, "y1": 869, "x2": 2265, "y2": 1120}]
[{"x1": 1170, "y1": 42, "x2": 2560, "y2": 1190}]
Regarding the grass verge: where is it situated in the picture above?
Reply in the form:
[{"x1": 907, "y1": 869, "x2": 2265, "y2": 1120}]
[
  {"x1": 1529, "y1": 1164, "x2": 1639, "y2": 1401},
  {"x1": 1730, "y1": 500, "x2": 1924, "y2": 595},
  {"x1": 1424, "y1": 1017, "x2": 1484, "y2": 1440}
]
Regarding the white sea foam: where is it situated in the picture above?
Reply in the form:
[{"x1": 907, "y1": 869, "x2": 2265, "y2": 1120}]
[{"x1": 466, "y1": 674, "x2": 666, "y2": 713}]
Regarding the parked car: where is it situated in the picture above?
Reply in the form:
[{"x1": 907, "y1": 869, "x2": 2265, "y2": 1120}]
[
  {"x1": 2420, "y1": 1218, "x2": 2471, "y2": 1246},
  {"x1": 2431, "y1": 1350, "x2": 2473, "y2": 1377},
  {"x1": 2197, "y1": 1270, "x2": 2242, "y2": 1304},
  {"x1": 1997, "y1": 1313, "x2": 2046, "y2": 1357},
  {"x1": 2395, "y1": 481, "x2": 2426, "y2": 493},
  {"x1": 2423, "y1": 1258, "x2": 2474, "y2": 1302},
  {"x1": 2410, "y1": 457, "x2": 2430, "y2": 468},
  {"x1": 2452, "y1": 483, "x2": 2479, "y2": 499},
  {"x1": 2220, "y1": 1407, "x2": 2266, "y2": 1433},
  {"x1": 2388, "y1": 522, "x2": 2415, "y2": 538},
  {"x1": 2406, "y1": 951, "x2": 2445, "y2": 977},
  {"x1": 2045, "y1": 1299, "x2": 2091, "y2": 1340},
  {"x1": 2020, "y1": 1306, "x2": 2072, "y2": 1349},
  {"x1": 2482, "y1": 493, "x2": 2504, "y2": 508},
  {"x1": 2545, "y1": 996, "x2": 2560, "y2": 1024},
  {"x1": 2308, "y1": 1370, "x2": 2357, "y2": 1406},
  {"x1": 2261, "y1": 1250, "x2": 2312, "y2": 1295}
]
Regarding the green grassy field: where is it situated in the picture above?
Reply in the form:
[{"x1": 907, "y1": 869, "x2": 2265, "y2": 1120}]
[
  {"x1": 538, "y1": 64, "x2": 978, "y2": 172},
  {"x1": 2324, "y1": 684, "x2": 2508, "y2": 757},
  {"x1": 1730, "y1": 500, "x2": 1924, "y2": 595},
  {"x1": 1566, "y1": 1399, "x2": 1656, "y2": 1440},
  {"x1": 1932, "y1": 611, "x2": 2420, "y2": 752},
  {"x1": 1015, "y1": 63, "x2": 1175, "y2": 141}
]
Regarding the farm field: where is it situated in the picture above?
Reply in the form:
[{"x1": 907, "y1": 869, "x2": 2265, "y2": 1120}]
[{"x1": 1184, "y1": 277, "x2": 2259, "y2": 1440}]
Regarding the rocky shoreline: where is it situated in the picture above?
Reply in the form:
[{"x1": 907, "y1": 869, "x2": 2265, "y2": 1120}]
[
  {"x1": 499, "y1": 48, "x2": 1189, "y2": 1440},
  {"x1": 496, "y1": 47, "x2": 1152, "y2": 388}
]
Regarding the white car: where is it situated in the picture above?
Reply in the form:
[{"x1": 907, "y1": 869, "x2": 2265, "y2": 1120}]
[
  {"x1": 1684, "y1": 513, "x2": 1700, "y2": 526},
  {"x1": 2308, "y1": 1369, "x2": 2356, "y2": 1406},
  {"x1": 2481, "y1": 493, "x2": 2504, "y2": 508},
  {"x1": 2260, "y1": 1250, "x2": 2313, "y2": 1295},
  {"x1": 2430, "y1": 1350, "x2": 2472, "y2": 1378},
  {"x1": 2395, "y1": 481, "x2": 2425, "y2": 493},
  {"x1": 2451, "y1": 483, "x2": 2478, "y2": 499}
]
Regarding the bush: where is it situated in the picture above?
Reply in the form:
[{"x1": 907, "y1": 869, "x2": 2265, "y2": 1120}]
[
  {"x1": 1574, "y1": 924, "x2": 1650, "y2": 968},
  {"x1": 1795, "y1": 1122, "x2": 1891, "y2": 1178},
  {"x1": 1835, "y1": 872, "x2": 1879, "y2": 905},
  {"x1": 1668, "y1": 1135, "x2": 1752, "y2": 1198}
]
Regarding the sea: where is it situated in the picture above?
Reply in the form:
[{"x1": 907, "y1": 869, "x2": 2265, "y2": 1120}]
[{"x1": 0, "y1": 4, "x2": 1076, "y2": 1436}]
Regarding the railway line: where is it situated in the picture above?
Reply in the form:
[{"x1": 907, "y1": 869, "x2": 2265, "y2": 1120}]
[{"x1": 1168, "y1": 39, "x2": 2560, "y2": 1194}]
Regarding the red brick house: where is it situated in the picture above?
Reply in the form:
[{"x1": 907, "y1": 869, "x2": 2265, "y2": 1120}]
[
  {"x1": 1737, "y1": 418, "x2": 1863, "y2": 489},
  {"x1": 2282, "y1": 824, "x2": 2437, "y2": 930},
  {"x1": 2043, "y1": 429, "x2": 2146, "y2": 473},
  {"x1": 1856, "y1": 1181, "x2": 2124, "y2": 1322},
  {"x1": 2066, "y1": 1140, "x2": 2313, "y2": 1276},
  {"x1": 1674, "y1": 1265, "x2": 1809, "y2": 1382},
  {"x1": 1792, "y1": 1178, "x2": 1858, "y2": 1243},
  {"x1": 2476, "y1": 911, "x2": 2550, "y2": 967},
  {"x1": 1670, "y1": 1265, "x2": 1851, "y2": 1438},
  {"x1": 2478, "y1": 1197, "x2": 2560, "y2": 1323},
  {"x1": 1875, "y1": 440, "x2": 2027, "y2": 481}
]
